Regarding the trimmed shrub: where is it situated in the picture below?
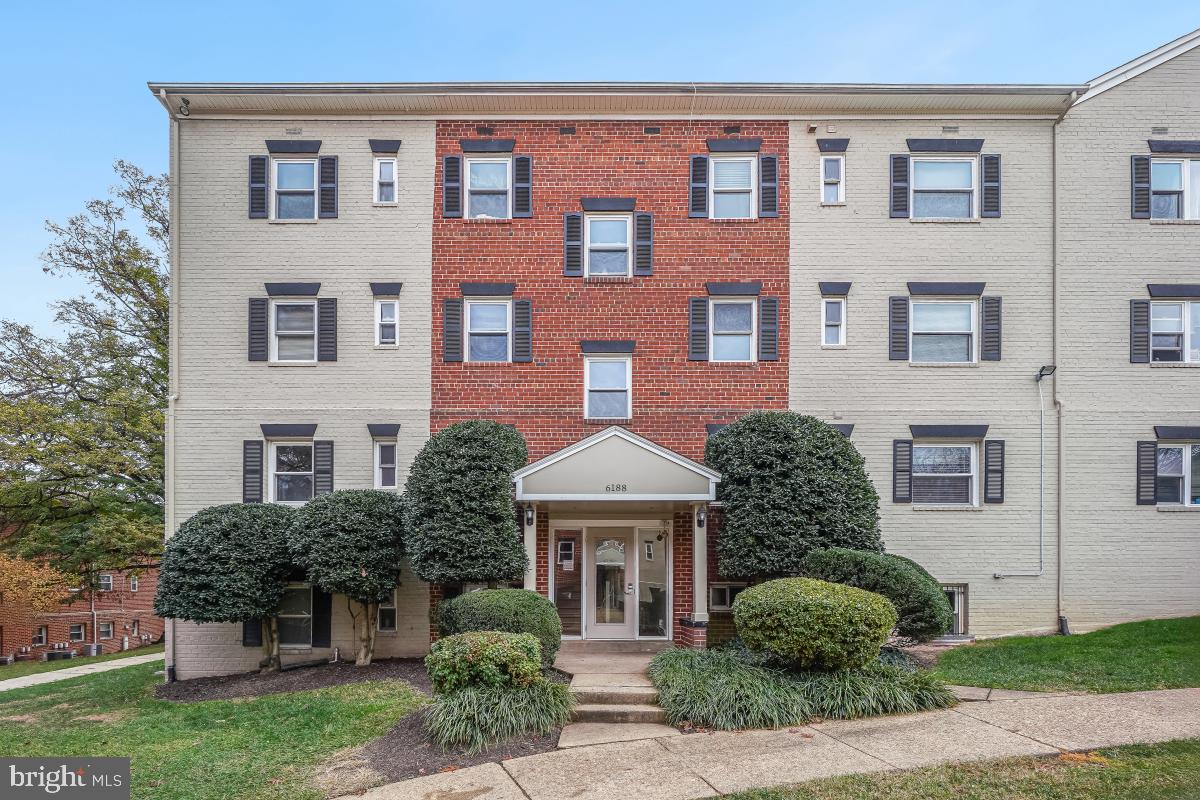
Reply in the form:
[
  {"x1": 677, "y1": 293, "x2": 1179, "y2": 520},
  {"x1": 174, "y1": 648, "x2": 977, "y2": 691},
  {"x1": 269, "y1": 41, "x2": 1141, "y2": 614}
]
[
  {"x1": 706, "y1": 412, "x2": 882, "y2": 580},
  {"x1": 799, "y1": 548, "x2": 954, "y2": 641},
  {"x1": 424, "y1": 680, "x2": 575, "y2": 753},
  {"x1": 439, "y1": 589, "x2": 563, "y2": 667},
  {"x1": 734, "y1": 578, "x2": 897, "y2": 670},
  {"x1": 425, "y1": 631, "x2": 541, "y2": 694}
]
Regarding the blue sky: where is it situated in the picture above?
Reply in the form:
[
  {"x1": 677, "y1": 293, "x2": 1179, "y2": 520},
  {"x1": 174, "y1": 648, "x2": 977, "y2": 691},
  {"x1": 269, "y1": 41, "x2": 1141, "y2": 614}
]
[{"x1": 2, "y1": 1, "x2": 1197, "y2": 332}]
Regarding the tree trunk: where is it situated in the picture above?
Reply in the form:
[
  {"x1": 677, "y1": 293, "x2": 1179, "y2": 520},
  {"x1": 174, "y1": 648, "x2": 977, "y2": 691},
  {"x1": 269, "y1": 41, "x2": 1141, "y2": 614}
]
[
  {"x1": 355, "y1": 600, "x2": 377, "y2": 666},
  {"x1": 260, "y1": 617, "x2": 281, "y2": 672}
]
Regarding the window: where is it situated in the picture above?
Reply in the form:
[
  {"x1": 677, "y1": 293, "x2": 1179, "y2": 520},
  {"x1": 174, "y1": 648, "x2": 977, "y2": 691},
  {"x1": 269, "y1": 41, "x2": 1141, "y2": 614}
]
[
  {"x1": 584, "y1": 357, "x2": 632, "y2": 419},
  {"x1": 913, "y1": 444, "x2": 977, "y2": 505},
  {"x1": 377, "y1": 589, "x2": 397, "y2": 632},
  {"x1": 644, "y1": 541, "x2": 655, "y2": 561},
  {"x1": 270, "y1": 300, "x2": 317, "y2": 363},
  {"x1": 585, "y1": 215, "x2": 631, "y2": 277},
  {"x1": 942, "y1": 585, "x2": 967, "y2": 635},
  {"x1": 1151, "y1": 302, "x2": 1200, "y2": 362},
  {"x1": 1156, "y1": 444, "x2": 1200, "y2": 505},
  {"x1": 557, "y1": 540, "x2": 575, "y2": 565},
  {"x1": 270, "y1": 442, "x2": 314, "y2": 503},
  {"x1": 375, "y1": 440, "x2": 397, "y2": 489},
  {"x1": 32, "y1": 626, "x2": 47, "y2": 646},
  {"x1": 465, "y1": 157, "x2": 511, "y2": 219},
  {"x1": 278, "y1": 584, "x2": 312, "y2": 647},
  {"x1": 69, "y1": 623, "x2": 85, "y2": 642},
  {"x1": 710, "y1": 156, "x2": 756, "y2": 219},
  {"x1": 464, "y1": 299, "x2": 510, "y2": 362},
  {"x1": 99, "y1": 622, "x2": 114, "y2": 639},
  {"x1": 374, "y1": 157, "x2": 397, "y2": 203},
  {"x1": 822, "y1": 298, "x2": 846, "y2": 346},
  {"x1": 709, "y1": 584, "x2": 746, "y2": 611},
  {"x1": 821, "y1": 155, "x2": 845, "y2": 204},
  {"x1": 129, "y1": 575, "x2": 139, "y2": 592},
  {"x1": 912, "y1": 158, "x2": 975, "y2": 219},
  {"x1": 710, "y1": 299, "x2": 756, "y2": 362},
  {"x1": 911, "y1": 301, "x2": 976, "y2": 363},
  {"x1": 375, "y1": 299, "x2": 399, "y2": 346},
  {"x1": 1150, "y1": 159, "x2": 1200, "y2": 219},
  {"x1": 131, "y1": 620, "x2": 139, "y2": 637},
  {"x1": 272, "y1": 159, "x2": 317, "y2": 220},
  {"x1": 98, "y1": 574, "x2": 113, "y2": 592}
]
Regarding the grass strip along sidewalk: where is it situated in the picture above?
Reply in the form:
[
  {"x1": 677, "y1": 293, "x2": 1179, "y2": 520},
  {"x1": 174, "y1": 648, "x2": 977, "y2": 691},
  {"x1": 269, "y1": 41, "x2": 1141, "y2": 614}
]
[{"x1": 0, "y1": 644, "x2": 164, "y2": 682}]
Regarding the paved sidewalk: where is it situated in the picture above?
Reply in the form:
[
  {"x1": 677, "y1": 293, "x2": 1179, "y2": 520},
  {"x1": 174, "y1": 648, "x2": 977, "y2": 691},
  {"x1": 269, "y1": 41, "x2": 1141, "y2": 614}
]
[
  {"x1": 0, "y1": 652, "x2": 164, "y2": 693},
  {"x1": 346, "y1": 687, "x2": 1200, "y2": 800}
]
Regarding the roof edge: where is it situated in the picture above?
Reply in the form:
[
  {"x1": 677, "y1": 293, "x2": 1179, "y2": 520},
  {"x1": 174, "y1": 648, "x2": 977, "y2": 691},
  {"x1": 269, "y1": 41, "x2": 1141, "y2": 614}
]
[{"x1": 1076, "y1": 27, "x2": 1200, "y2": 105}]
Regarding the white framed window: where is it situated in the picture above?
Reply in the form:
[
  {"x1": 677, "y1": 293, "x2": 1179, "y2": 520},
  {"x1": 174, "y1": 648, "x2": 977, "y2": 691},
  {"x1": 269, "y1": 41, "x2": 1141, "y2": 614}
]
[
  {"x1": 97, "y1": 574, "x2": 113, "y2": 592},
  {"x1": 1151, "y1": 302, "x2": 1200, "y2": 362},
  {"x1": 270, "y1": 441, "x2": 315, "y2": 504},
  {"x1": 465, "y1": 156, "x2": 511, "y2": 219},
  {"x1": 129, "y1": 575, "x2": 139, "y2": 592},
  {"x1": 644, "y1": 541, "x2": 655, "y2": 561},
  {"x1": 374, "y1": 157, "x2": 397, "y2": 204},
  {"x1": 942, "y1": 585, "x2": 968, "y2": 635},
  {"x1": 32, "y1": 626, "x2": 47, "y2": 646},
  {"x1": 913, "y1": 444, "x2": 977, "y2": 505},
  {"x1": 584, "y1": 357, "x2": 632, "y2": 420},
  {"x1": 271, "y1": 158, "x2": 317, "y2": 220},
  {"x1": 1156, "y1": 444, "x2": 1200, "y2": 505},
  {"x1": 911, "y1": 301, "x2": 976, "y2": 363},
  {"x1": 279, "y1": 584, "x2": 313, "y2": 647},
  {"x1": 377, "y1": 589, "x2": 397, "y2": 632},
  {"x1": 709, "y1": 584, "x2": 746, "y2": 611},
  {"x1": 820, "y1": 155, "x2": 845, "y2": 204},
  {"x1": 709, "y1": 156, "x2": 757, "y2": 219},
  {"x1": 69, "y1": 623, "x2": 86, "y2": 642},
  {"x1": 584, "y1": 214, "x2": 632, "y2": 277},
  {"x1": 375, "y1": 299, "x2": 399, "y2": 347},
  {"x1": 375, "y1": 440, "x2": 397, "y2": 489},
  {"x1": 1150, "y1": 159, "x2": 1200, "y2": 219},
  {"x1": 464, "y1": 299, "x2": 511, "y2": 363},
  {"x1": 911, "y1": 157, "x2": 976, "y2": 219},
  {"x1": 557, "y1": 540, "x2": 575, "y2": 565},
  {"x1": 270, "y1": 300, "x2": 317, "y2": 363},
  {"x1": 99, "y1": 622, "x2": 114, "y2": 639},
  {"x1": 822, "y1": 298, "x2": 846, "y2": 346},
  {"x1": 709, "y1": 299, "x2": 756, "y2": 362}
]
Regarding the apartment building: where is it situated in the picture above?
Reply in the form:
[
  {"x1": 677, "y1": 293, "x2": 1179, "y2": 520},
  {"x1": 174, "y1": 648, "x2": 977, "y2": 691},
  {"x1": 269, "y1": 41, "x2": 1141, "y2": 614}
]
[{"x1": 150, "y1": 29, "x2": 1200, "y2": 679}]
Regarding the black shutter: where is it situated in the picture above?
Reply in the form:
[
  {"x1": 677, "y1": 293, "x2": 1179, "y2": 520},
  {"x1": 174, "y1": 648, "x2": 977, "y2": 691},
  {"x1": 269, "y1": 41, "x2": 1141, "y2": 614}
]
[
  {"x1": 563, "y1": 213, "x2": 583, "y2": 277},
  {"x1": 248, "y1": 298, "x2": 269, "y2": 361},
  {"x1": 890, "y1": 155, "x2": 910, "y2": 218},
  {"x1": 893, "y1": 440, "x2": 913, "y2": 503},
  {"x1": 443, "y1": 298, "x2": 464, "y2": 362},
  {"x1": 242, "y1": 620, "x2": 263, "y2": 647},
  {"x1": 249, "y1": 156, "x2": 269, "y2": 219},
  {"x1": 314, "y1": 440, "x2": 334, "y2": 496},
  {"x1": 1131, "y1": 155, "x2": 1151, "y2": 219},
  {"x1": 1130, "y1": 299, "x2": 1151, "y2": 363},
  {"x1": 512, "y1": 299, "x2": 532, "y2": 363},
  {"x1": 689, "y1": 155, "x2": 709, "y2": 217},
  {"x1": 759, "y1": 155, "x2": 779, "y2": 217},
  {"x1": 758, "y1": 296, "x2": 780, "y2": 361},
  {"x1": 513, "y1": 155, "x2": 532, "y2": 217},
  {"x1": 889, "y1": 297, "x2": 910, "y2": 360},
  {"x1": 318, "y1": 156, "x2": 338, "y2": 219},
  {"x1": 317, "y1": 298, "x2": 337, "y2": 362},
  {"x1": 981, "y1": 296, "x2": 1003, "y2": 361},
  {"x1": 981, "y1": 154, "x2": 1001, "y2": 218},
  {"x1": 688, "y1": 298, "x2": 709, "y2": 361},
  {"x1": 242, "y1": 440, "x2": 264, "y2": 503},
  {"x1": 1136, "y1": 440, "x2": 1158, "y2": 505},
  {"x1": 443, "y1": 155, "x2": 463, "y2": 218},
  {"x1": 311, "y1": 588, "x2": 333, "y2": 648},
  {"x1": 634, "y1": 212, "x2": 654, "y2": 276},
  {"x1": 984, "y1": 440, "x2": 1005, "y2": 503}
]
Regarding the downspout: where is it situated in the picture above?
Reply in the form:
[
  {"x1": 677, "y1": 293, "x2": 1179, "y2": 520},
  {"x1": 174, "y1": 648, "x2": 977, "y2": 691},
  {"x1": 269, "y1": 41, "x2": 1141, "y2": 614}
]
[{"x1": 163, "y1": 89, "x2": 182, "y2": 679}]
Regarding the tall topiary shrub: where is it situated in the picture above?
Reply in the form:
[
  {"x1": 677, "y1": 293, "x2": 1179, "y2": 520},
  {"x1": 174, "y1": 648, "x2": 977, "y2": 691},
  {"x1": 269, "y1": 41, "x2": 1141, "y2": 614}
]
[
  {"x1": 288, "y1": 489, "x2": 406, "y2": 666},
  {"x1": 155, "y1": 503, "x2": 296, "y2": 671},
  {"x1": 439, "y1": 589, "x2": 563, "y2": 666},
  {"x1": 403, "y1": 420, "x2": 528, "y2": 585},
  {"x1": 706, "y1": 412, "x2": 882, "y2": 579}
]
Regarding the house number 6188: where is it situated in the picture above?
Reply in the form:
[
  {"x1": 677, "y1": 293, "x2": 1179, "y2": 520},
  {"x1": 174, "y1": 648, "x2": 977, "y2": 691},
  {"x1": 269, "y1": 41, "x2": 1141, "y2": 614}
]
[{"x1": 605, "y1": 483, "x2": 628, "y2": 493}]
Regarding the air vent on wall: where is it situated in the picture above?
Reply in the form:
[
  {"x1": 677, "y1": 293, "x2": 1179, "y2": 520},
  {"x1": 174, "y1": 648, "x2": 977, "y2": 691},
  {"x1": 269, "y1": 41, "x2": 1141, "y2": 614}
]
[
  {"x1": 559, "y1": 126, "x2": 576, "y2": 135},
  {"x1": 724, "y1": 125, "x2": 742, "y2": 134},
  {"x1": 476, "y1": 126, "x2": 495, "y2": 135},
  {"x1": 643, "y1": 126, "x2": 661, "y2": 135},
  {"x1": 1152, "y1": 126, "x2": 1169, "y2": 135},
  {"x1": 942, "y1": 125, "x2": 960, "y2": 135}
]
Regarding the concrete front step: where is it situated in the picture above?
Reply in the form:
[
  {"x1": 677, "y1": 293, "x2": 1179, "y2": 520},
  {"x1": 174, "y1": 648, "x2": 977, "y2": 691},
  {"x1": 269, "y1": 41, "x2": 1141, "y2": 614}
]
[
  {"x1": 558, "y1": 639, "x2": 673, "y2": 655},
  {"x1": 572, "y1": 703, "x2": 666, "y2": 724},
  {"x1": 571, "y1": 685, "x2": 659, "y2": 705}
]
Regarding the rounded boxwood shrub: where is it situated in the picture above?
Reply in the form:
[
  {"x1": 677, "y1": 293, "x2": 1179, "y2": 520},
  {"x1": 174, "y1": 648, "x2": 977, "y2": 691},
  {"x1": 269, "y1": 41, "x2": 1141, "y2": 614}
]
[
  {"x1": 733, "y1": 578, "x2": 897, "y2": 671},
  {"x1": 799, "y1": 548, "x2": 954, "y2": 641},
  {"x1": 439, "y1": 589, "x2": 563, "y2": 667},
  {"x1": 425, "y1": 631, "x2": 541, "y2": 694}
]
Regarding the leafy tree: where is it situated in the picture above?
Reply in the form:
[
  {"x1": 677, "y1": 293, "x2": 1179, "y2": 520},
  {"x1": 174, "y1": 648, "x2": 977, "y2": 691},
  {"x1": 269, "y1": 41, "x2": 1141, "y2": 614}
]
[
  {"x1": 155, "y1": 504, "x2": 296, "y2": 671},
  {"x1": 288, "y1": 490, "x2": 406, "y2": 666},
  {"x1": 403, "y1": 421, "x2": 528, "y2": 585},
  {"x1": 0, "y1": 553, "x2": 74, "y2": 629},
  {"x1": 706, "y1": 412, "x2": 882, "y2": 580},
  {"x1": 0, "y1": 161, "x2": 167, "y2": 579}
]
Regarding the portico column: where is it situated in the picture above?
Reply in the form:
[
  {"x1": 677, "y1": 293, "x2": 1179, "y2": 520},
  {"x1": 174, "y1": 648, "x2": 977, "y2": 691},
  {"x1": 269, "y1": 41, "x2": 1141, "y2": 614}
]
[
  {"x1": 522, "y1": 503, "x2": 538, "y2": 591},
  {"x1": 691, "y1": 502, "x2": 709, "y2": 623}
]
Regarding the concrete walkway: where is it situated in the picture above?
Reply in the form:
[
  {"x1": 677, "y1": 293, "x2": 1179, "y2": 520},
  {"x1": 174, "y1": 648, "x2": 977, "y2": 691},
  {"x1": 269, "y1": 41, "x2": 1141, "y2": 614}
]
[
  {"x1": 346, "y1": 687, "x2": 1200, "y2": 800},
  {"x1": 0, "y1": 652, "x2": 163, "y2": 693}
]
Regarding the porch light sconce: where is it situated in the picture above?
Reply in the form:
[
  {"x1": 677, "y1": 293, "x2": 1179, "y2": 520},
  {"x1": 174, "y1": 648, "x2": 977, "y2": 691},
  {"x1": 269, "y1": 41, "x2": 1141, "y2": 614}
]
[
  {"x1": 524, "y1": 506, "x2": 535, "y2": 527},
  {"x1": 695, "y1": 506, "x2": 706, "y2": 529},
  {"x1": 1036, "y1": 365, "x2": 1057, "y2": 382}
]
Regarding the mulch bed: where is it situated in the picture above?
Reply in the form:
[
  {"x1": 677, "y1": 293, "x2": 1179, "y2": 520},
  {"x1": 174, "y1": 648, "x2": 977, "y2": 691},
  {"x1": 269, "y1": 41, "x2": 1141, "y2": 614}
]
[{"x1": 154, "y1": 658, "x2": 432, "y2": 702}]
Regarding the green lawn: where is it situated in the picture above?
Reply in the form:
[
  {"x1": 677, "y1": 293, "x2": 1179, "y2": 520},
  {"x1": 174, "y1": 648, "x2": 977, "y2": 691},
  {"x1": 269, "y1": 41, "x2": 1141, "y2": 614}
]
[
  {"x1": 0, "y1": 661, "x2": 425, "y2": 800},
  {"x1": 931, "y1": 616, "x2": 1200, "y2": 693},
  {"x1": 0, "y1": 644, "x2": 164, "y2": 681},
  {"x1": 728, "y1": 739, "x2": 1200, "y2": 800}
]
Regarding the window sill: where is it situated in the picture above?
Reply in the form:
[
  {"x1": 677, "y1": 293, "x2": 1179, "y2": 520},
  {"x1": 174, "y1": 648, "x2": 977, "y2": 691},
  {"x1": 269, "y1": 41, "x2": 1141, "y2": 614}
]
[
  {"x1": 909, "y1": 217, "x2": 981, "y2": 224},
  {"x1": 821, "y1": 344, "x2": 848, "y2": 350},
  {"x1": 584, "y1": 417, "x2": 631, "y2": 425},
  {"x1": 373, "y1": 345, "x2": 400, "y2": 351},
  {"x1": 1149, "y1": 219, "x2": 1200, "y2": 225},
  {"x1": 708, "y1": 361, "x2": 761, "y2": 367},
  {"x1": 708, "y1": 217, "x2": 760, "y2": 223},
  {"x1": 462, "y1": 217, "x2": 513, "y2": 224},
  {"x1": 1150, "y1": 362, "x2": 1200, "y2": 368},
  {"x1": 268, "y1": 219, "x2": 318, "y2": 225},
  {"x1": 372, "y1": 202, "x2": 399, "y2": 208},
  {"x1": 585, "y1": 276, "x2": 634, "y2": 285},
  {"x1": 912, "y1": 504, "x2": 984, "y2": 512},
  {"x1": 267, "y1": 362, "x2": 318, "y2": 367},
  {"x1": 462, "y1": 361, "x2": 519, "y2": 367},
  {"x1": 281, "y1": 647, "x2": 313, "y2": 654},
  {"x1": 908, "y1": 361, "x2": 980, "y2": 368},
  {"x1": 1156, "y1": 505, "x2": 1200, "y2": 512},
  {"x1": 819, "y1": 202, "x2": 847, "y2": 207}
]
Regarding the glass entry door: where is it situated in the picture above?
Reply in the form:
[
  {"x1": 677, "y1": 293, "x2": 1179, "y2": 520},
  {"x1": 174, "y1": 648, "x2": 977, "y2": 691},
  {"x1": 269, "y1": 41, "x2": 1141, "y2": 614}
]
[{"x1": 586, "y1": 528, "x2": 636, "y2": 639}]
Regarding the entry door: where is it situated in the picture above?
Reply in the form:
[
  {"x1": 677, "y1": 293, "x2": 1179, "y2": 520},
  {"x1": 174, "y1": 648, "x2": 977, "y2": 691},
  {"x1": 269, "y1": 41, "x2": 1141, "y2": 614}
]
[{"x1": 586, "y1": 528, "x2": 636, "y2": 639}]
